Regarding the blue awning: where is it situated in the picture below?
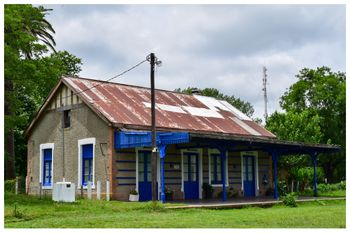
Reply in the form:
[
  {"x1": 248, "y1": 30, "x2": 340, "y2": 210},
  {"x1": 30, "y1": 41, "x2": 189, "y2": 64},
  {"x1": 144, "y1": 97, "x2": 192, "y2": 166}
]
[{"x1": 114, "y1": 131, "x2": 189, "y2": 149}]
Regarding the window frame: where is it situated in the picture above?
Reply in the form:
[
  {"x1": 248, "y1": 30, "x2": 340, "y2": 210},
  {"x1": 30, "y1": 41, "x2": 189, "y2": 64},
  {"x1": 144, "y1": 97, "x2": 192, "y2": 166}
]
[
  {"x1": 39, "y1": 143, "x2": 54, "y2": 189},
  {"x1": 63, "y1": 110, "x2": 71, "y2": 128},
  {"x1": 78, "y1": 138, "x2": 96, "y2": 189},
  {"x1": 208, "y1": 149, "x2": 229, "y2": 187}
]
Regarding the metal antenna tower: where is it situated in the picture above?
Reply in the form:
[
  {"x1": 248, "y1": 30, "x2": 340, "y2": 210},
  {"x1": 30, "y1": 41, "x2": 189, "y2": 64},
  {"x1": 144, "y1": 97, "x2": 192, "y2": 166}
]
[{"x1": 262, "y1": 66, "x2": 268, "y2": 123}]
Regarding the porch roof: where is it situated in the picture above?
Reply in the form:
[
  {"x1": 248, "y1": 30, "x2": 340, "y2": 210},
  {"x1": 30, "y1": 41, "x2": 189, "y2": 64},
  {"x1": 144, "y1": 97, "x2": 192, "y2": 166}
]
[
  {"x1": 114, "y1": 130, "x2": 340, "y2": 154},
  {"x1": 189, "y1": 132, "x2": 340, "y2": 154}
]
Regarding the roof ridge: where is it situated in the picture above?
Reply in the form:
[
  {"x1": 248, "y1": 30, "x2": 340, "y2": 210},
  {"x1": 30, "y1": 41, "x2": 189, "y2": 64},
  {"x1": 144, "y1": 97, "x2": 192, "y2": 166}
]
[{"x1": 62, "y1": 75, "x2": 201, "y2": 98}]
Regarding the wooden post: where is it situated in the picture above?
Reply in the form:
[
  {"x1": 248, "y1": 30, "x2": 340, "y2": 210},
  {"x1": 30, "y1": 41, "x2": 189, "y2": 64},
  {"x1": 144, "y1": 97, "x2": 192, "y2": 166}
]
[
  {"x1": 272, "y1": 151, "x2": 278, "y2": 199},
  {"x1": 80, "y1": 185, "x2": 84, "y2": 199},
  {"x1": 39, "y1": 182, "x2": 42, "y2": 199},
  {"x1": 97, "y1": 181, "x2": 101, "y2": 200},
  {"x1": 311, "y1": 152, "x2": 318, "y2": 197},
  {"x1": 106, "y1": 180, "x2": 110, "y2": 201},
  {"x1": 291, "y1": 180, "x2": 294, "y2": 193},
  {"x1": 220, "y1": 148, "x2": 227, "y2": 202},
  {"x1": 87, "y1": 182, "x2": 92, "y2": 200},
  {"x1": 15, "y1": 177, "x2": 18, "y2": 195}
]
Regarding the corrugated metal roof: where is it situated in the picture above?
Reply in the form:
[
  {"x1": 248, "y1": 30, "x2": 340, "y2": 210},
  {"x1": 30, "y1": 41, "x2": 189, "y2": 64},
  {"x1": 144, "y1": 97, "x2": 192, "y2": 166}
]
[{"x1": 63, "y1": 77, "x2": 276, "y2": 138}]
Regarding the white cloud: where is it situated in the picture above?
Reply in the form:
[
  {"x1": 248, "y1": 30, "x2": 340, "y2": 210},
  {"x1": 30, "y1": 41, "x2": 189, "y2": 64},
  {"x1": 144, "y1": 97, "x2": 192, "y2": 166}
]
[{"x1": 44, "y1": 4, "x2": 346, "y2": 121}]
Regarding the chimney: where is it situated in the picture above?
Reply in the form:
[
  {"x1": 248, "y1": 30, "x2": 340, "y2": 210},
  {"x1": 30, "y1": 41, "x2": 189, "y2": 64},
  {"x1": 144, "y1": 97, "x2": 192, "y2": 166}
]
[{"x1": 191, "y1": 88, "x2": 201, "y2": 95}]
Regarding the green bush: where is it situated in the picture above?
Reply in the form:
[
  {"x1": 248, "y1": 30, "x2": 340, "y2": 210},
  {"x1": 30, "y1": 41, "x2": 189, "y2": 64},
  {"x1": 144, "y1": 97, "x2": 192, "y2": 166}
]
[
  {"x1": 283, "y1": 193, "x2": 298, "y2": 207},
  {"x1": 338, "y1": 181, "x2": 346, "y2": 190},
  {"x1": 5, "y1": 179, "x2": 16, "y2": 193},
  {"x1": 278, "y1": 180, "x2": 287, "y2": 197},
  {"x1": 317, "y1": 181, "x2": 346, "y2": 192},
  {"x1": 295, "y1": 167, "x2": 325, "y2": 190},
  {"x1": 202, "y1": 183, "x2": 214, "y2": 199}
]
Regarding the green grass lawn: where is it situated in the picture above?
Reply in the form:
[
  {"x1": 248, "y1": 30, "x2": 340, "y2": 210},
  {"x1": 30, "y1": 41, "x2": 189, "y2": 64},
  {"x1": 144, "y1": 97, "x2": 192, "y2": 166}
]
[{"x1": 4, "y1": 193, "x2": 346, "y2": 228}]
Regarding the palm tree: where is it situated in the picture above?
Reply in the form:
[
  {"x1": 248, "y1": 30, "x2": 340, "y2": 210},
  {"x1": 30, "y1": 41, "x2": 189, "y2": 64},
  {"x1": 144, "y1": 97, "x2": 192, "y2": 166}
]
[{"x1": 4, "y1": 4, "x2": 56, "y2": 179}]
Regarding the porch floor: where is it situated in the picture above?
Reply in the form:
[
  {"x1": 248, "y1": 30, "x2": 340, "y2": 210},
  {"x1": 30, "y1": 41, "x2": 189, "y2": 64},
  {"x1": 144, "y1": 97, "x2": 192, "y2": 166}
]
[{"x1": 165, "y1": 196, "x2": 345, "y2": 209}]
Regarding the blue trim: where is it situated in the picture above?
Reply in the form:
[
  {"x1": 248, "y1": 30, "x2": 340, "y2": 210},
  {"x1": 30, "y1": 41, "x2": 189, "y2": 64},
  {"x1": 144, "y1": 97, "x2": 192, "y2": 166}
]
[
  {"x1": 115, "y1": 131, "x2": 189, "y2": 149},
  {"x1": 160, "y1": 157, "x2": 165, "y2": 203}
]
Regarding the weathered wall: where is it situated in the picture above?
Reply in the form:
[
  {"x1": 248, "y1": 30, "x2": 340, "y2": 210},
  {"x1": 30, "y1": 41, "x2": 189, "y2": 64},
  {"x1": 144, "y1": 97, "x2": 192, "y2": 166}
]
[
  {"x1": 27, "y1": 84, "x2": 112, "y2": 198},
  {"x1": 114, "y1": 145, "x2": 273, "y2": 201}
]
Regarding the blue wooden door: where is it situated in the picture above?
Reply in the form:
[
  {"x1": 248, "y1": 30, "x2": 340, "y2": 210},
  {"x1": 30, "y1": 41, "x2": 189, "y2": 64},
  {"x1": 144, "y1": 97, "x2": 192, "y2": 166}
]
[
  {"x1": 184, "y1": 153, "x2": 199, "y2": 199},
  {"x1": 138, "y1": 151, "x2": 157, "y2": 201},
  {"x1": 243, "y1": 156, "x2": 255, "y2": 197}
]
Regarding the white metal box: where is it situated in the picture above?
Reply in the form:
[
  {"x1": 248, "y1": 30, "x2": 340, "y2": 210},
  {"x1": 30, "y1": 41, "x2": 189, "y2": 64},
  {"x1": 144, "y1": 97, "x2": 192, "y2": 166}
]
[{"x1": 52, "y1": 182, "x2": 75, "y2": 202}]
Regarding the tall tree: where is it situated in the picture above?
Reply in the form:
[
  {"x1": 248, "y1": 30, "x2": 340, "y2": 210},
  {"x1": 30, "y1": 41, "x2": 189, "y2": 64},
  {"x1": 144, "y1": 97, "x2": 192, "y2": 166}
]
[
  {"x1": 267, "y1": 66, "x2": 346, "y2": 182},
  {"x1": 5, "y1": 5, "x2": 82, "y2": 179},
  {"x1": 175, "y1": 87, "x2": 256, "y2": 118}
]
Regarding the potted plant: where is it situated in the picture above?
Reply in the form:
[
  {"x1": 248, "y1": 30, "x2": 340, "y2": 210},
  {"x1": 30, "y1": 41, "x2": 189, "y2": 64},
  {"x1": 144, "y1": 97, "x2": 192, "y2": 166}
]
[
  {"x1": 129, "y1": 190, "x2": 139, "y2": 202},
  {"x1": 202, "y1": 183, "x2": 214, "y2": 199},
  {"x1": 165, "y1": 187, "x2": 174, "y2": 201}
]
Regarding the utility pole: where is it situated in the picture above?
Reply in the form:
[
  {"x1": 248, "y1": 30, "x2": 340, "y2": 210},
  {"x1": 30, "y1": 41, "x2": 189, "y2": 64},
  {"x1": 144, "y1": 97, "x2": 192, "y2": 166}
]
[
  {"x1": 148, "y1": 53, "x2": 158, "y2": 202},
  {"x1": 262, "y1": 66, "x2": 268, "y2": 123}
]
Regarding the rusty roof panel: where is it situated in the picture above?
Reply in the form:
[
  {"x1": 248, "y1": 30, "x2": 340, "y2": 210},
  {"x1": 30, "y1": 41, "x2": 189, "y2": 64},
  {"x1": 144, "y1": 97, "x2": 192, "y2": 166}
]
[{"x1": 63, "y1": 77, "x2": 276, "y2": 138}]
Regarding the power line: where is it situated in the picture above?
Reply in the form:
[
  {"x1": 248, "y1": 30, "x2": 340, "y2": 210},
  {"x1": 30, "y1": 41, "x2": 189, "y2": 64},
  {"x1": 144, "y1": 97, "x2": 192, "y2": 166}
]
[{"x1": 61, "y1": 59, "x2": 147, "y2": 100}]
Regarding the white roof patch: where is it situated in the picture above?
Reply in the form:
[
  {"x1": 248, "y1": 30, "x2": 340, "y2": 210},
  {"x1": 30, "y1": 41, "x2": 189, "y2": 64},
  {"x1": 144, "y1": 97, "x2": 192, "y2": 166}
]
[
  {"x1": 182, "y1": 106, "x2": 224, "y2": 118},
  {"x1": 231, "y1": 117, "x2": 261, "y2": 136},
  {"x1": 219, "y1": 100, "x2": 252, "y2": 121}
]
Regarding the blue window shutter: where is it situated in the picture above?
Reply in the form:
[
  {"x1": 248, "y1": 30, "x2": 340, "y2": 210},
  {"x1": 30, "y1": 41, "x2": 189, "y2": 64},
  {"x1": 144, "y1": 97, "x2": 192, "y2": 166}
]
[
  {"x1": 82, "y1": 144, "x2": 93, "y2": 186},
  {"x1": 44, "y1": 149, "x2": 52, "y2": 161},
  {"x1": 82, "y1": 144, "x2": 93, "y2": 159},
  {"x1": 43, "y1": 149, "x2": 52, "y2": 186}
]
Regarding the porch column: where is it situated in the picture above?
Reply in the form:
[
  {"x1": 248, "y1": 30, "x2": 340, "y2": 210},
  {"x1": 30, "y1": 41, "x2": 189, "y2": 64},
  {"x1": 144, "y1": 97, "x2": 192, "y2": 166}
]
[
  {"x1": 272, "y1": 151, "x2": 278, "y2": 199},
  {"x1": 219, "y1": 147, "x2": 227, "y2": 202},
  {"x1": 311, "y1": 152, "x2": 318, "y2": 197},
  {"x1": 159, "y1": 145, "x2": 167, "y2": 203}
]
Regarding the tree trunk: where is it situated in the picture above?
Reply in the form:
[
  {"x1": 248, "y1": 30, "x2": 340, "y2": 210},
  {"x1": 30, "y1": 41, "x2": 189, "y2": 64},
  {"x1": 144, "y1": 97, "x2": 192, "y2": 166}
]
[{"x1": 5, "y1": 78, "x2": 16, "y2": 180}]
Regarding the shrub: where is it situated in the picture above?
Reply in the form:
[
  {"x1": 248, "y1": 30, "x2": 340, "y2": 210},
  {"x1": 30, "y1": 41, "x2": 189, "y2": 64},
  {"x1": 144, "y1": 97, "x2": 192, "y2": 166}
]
[
  {"x1": 338, "y1": 181, "x2": 346, "y2": 190},
  {"x1": 317, "y1": 181, "x2": 346, "y2": 193},
  {"x1": 295, "y1": 167, "x2": 325, "y2": 191},
  {"x1": 5, "y1": 179, "x2": 16, "y2": 193},
  {"x1": 217, "y1": 189, "x2": 232, "y2": 198},
  {"x1": 283, "y1": 193, "x2": 298, "y2": 207},
  {"x1": 164, "y1": 187, "x2": 174, "y2": 201},
  {"x1": 202, "y1": 183, "x2": 214, "y2": 199},
  {"x1": 144, "y1": 201, "x2": 165, "y2": 212},
  {"x1": 265, "y1": 187, "x2": 274, "y2": 196},
  {"x1": 278, "y1": 180, "x2": 287, "y2": 197},
  {"x1": 129, "y1": 190, "x2": 138, "y2": 195},
  {"x1": 13, "y1": 203, "x2": 25, "y2": 219}
]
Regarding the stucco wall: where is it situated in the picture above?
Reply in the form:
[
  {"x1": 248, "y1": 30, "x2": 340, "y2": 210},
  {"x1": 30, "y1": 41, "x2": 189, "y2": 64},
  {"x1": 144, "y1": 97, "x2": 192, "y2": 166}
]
[{"x1": 27, "y1": 102, "x2": 113, "y2": 198}]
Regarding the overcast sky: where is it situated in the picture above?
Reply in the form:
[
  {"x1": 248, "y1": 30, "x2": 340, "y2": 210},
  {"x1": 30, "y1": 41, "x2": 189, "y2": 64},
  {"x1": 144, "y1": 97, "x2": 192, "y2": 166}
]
[{"x1": 44, "y1": 4, "x2": 346, "y2": 121}]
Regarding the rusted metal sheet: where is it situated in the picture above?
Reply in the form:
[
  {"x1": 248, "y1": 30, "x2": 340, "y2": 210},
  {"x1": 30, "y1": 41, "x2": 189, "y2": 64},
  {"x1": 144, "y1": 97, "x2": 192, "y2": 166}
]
[{"x1": 63, "y1": 77, "x2": 276, "y2": 138}]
